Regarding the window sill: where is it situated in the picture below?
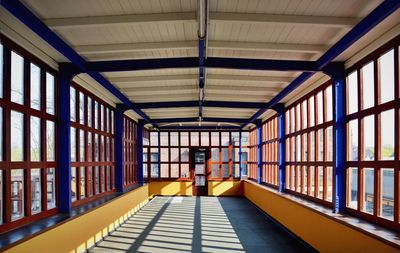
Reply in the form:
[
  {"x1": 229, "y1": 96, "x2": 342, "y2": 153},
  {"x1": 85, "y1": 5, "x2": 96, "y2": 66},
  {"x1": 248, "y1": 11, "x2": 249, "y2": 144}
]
[
  {"x1": 244, "y1": 179, "x2": 400, "y2": 250},
  {"x1": 0, "y1": 184, "x2": 144, "y2": 251}
]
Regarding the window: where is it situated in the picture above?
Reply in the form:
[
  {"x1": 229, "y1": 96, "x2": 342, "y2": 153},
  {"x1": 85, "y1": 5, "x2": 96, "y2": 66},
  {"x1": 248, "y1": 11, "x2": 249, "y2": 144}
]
[
  {"x1": 345, "y1": 41, "x2": 399, "y2": 230},
  {"x1": 261, "y1": 116, "x2": 279, "y2": 187},
  {"x1": 11, "y1": 51, "x2": 24, "y2": 105},
  {"x1": 123, "y1": 116, "x2": 137, "y2": 187},
  {"x1": 70, "y1": 82, "x2": 116, "y2": 205},
  {"x1": 144, "y1": 131, "x2": 244, "y2": 180},
  {"x1": 30, "y1": 63, "x2": 41, "y2": 110},
  {"x1": 285, "y1": 81, "x2": 334, "y2": 205}
]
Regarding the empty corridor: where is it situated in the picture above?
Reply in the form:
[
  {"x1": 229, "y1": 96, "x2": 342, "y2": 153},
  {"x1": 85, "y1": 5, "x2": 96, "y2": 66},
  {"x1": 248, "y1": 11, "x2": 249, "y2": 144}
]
[{"x1": 89, "y1": 196, "x2": 312, "y2": 253}]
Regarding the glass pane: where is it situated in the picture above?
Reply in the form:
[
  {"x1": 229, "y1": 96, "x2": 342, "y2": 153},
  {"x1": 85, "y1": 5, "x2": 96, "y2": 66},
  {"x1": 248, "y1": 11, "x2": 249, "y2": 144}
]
[
  {"x1": 80, "y1": 167, "x2": 85, "y2": 199},
  {"x1": 222, "y1": 148, "x2": 229, "y2": 162},
  {"x1": 200, "y1": 132, "x2": 209, "y2": 146},
  {"x1": 71, "y1": 167, "x2": 77, "y2": 201},
  {"x1": 347, "y1": 120, "x2": 358, "y2": 161},
  {"x1": 195, "y1": 152, "x2": 205, "y2": 162},
  {"x1": 11, "y1": 51, "x2": 24, "y2": 105},
  {"x1": 11, "y1": 111, "x2": 24, "y2": 161},
  {"x1": 160, "y1": 148, "x2": 168, "y2": 162},
  {"x1": 195, "y1": 164, "x2": 205, "y2": 174},
  {"x1": 296, "y1": 135, "x2": 301, "y2": 161},
  {"x1": 181, "y1": 164, "x2": 189, "y2": 178},
  {"x1": 379, "y1": 50, "x2": 394, "y2": 104},
  {"x1": 380, "y1": 109, "x2": 394, "y2": 160},
  {"x1": 309, "y1": 96, "x2": 315, "y2": 127},
  {"x1": 326, "y1": 167, "x2": 333, "y2": 202},
  {"x1": 211, "y1": 164, "x2": 220, "y2": 178},
  {"x1": 309, "y1": 131, "x2": 315, "y2": 161},
  {"x1": 150, "y1": 132, "x2": 158, "y2": 146},
  {"x1": 80, "y1": 129, "x2": 85, "y2": 161},
  {"x1": 222, "y1": 164, "x2": 229, "y2": 178},
  {"x1": 160, "y1": 164, "x2": 168, "y2": 178},
  {"x1": 171, "y1": 164, "x2": 179, "y2": 178},
  {"x1": 309, "y1": 166, "x2": 315, "y2": 197},
  {"x1": 30, "y1": 63, "x2": 41, "y2": 110},
  {"x1": 160, "y1": 132, "x2": 168, "y2": 146},
  {"x1": 347, "y1": 71, "x2": 358, "y2": 114},
  {"x1": 317, "y1": 166, "x2": 323, "y2": 199},
  {"x1": 170, "y1": 148, "x2": 179, "y2": 162},
  {"x1": 190, "y1": 132, "x2": 199, "y2": 146},
  {"x1": 151, "y1": 163, "x2": 159, "y2": 178},
  {"x1": 100, "y1": 105, "x2": 104, "y2": 131},
  {"x1": 31, "y1": 116, "x2": 41, "y2": 161},
  {"x1": 363, "y1": 168, "x2": 374, "y2": 214},
  {"x1": 317, "y1": 129, "x2": 323, "y2": 162},
  {"x1": 241, "y1": 132, "x2": 249, "y2": 146},
  {"x1": 211, "y1": 132, "x2": 220, "y2": 146},
  {"x1": 87, "y1": 133, "x2": 92, "y2": 162},
  {"x1": 31, "y1": 169, "x2": 41, "y2": 214},
  {"x1": 150, "y1": 148, "x2": 159, "y2": 162},
  {"x1": 380, "y1": 168, "x2": 394, "y2": 220},
  {"x1": 363, "y1": 115, "x2": 374, "y2": 161},
  {"x1": 326, "y1": 126, "x2": 333, "y2": 161},
  {"x1": 71, "y1": 127, "x2": 76, "y2": 162},
  {"x1": 180, "y1": 132, "x2": 189, "y2": 146},
  {"x1": 212, "y1": 148, "x2": 219, "y2": 162},
  {"x1": 170, "y1": 132, "x2": 178, "y2": 146},
  {"x1": 326, "y1": 85, "x2": 333, "y2": 121},
  {"x1": 231, "y1": 132, "x2": 240, "y2": 146},
  {"x1": 94, "y1": 166, "x2": 100, "y2": 194},
  {"x1": 348, "y1": 167, "x2": 358, "y2": 209},
  {"x1": 94, "y1": 101, "x2": 99, "y2": 129},
  {"x1": 87, "y1": 167, "x2": 93, "y2": 197},
  {"x1": 221, "y1": 132, "x2": 230, "y2": 146},
  {"x1": 316, "y1": 91, "x2": 323, "y2": 124},
  {"x1": 46, "y1": 121, "x2": 55, "y2": 161},
  {"x1": 46, "y1": 73, "x2": 55, "y2": 115},
  {"x1": 232, "y1": 148, "x2": 240, "y2": 162},
  {"x1": 362, "y1": 62, "x2": 374, "y2": 109},
  {"x1": 180, "y1": 148, "x2": 189, "y2": 162},
  {"x1": 302, "y1": 134, "x2": 308, "y2": 161},
  {"x1": 79, "y1": 92, "x2": 85, "y2": 125},
  {"x1": 11, "y1": 169, "x2": 24, "y2": 220},
  {"x1": 87, "y1": 97, "x2": 92, "y2": 127},
  {"x1": 47, "y1": 168, "x2": 56, "y2": 209},
  {"x1": 296, "y1": 104, "x2": 300, "y2": 131},
  {"x1": 302, "y1": 101, "x2": 307, "y2": 129}
]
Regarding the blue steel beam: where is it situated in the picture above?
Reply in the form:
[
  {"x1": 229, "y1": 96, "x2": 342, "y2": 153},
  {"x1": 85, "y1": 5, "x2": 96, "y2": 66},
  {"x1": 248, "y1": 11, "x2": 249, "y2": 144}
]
[
  {"x1": 256, "y1": 120, "x2": 263, "y2": 184},
  {"x1": 1, "y1": 0, "x2": 155, "y2": 126},
  {"x1": 85, "y1": 57, "x2": 318, "y2": 72},
  {"x1": 243, "y1": 0, "x2": 400, "y2": 128},
  {"x1": 135, "y1": 100, "x2": 267, "y2": 109},
  {"x1": 137, "y1": 120, "x2": 145, "y2": 185},
  {"x1": 158, "y1": 126, "x2": 241, "y2": 130},
  {"x1": 272, "y1": 104, "x2": 286, "y2": 192},
  {"x1": 198, "y1": 38, "x2": 206, "y2": 118},
  {"x1": 153, "y1": 117, "x2": 248, "y2": 123}
]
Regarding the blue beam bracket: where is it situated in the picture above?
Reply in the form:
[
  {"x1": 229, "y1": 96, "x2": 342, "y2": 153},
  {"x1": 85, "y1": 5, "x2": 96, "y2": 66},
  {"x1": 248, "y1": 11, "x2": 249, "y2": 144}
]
[
  {"x1": 256, "y1": 120, "x2": 263, "y2": 184},
  {"x1": 57, "y1": 64, "x2": 80, "y2": 214},
  {"x1": 272, "y1": 103, "x2": 286, "y2": 192},
  {"x1": 323, "y1": 63, "x2": 346, "y2": 213}
]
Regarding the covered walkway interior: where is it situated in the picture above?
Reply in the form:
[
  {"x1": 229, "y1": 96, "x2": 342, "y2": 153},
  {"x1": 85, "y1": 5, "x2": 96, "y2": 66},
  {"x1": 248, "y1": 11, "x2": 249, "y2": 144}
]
[{"x1": 0, "y1": 0, "x2": 400, "y2": 252}]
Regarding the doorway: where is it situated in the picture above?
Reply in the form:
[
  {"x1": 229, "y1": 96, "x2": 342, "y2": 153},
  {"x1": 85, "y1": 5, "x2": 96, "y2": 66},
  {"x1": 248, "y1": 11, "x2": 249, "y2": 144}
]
[{"x1": 190, "y1": 148, "x2": 209, "y2": 196}]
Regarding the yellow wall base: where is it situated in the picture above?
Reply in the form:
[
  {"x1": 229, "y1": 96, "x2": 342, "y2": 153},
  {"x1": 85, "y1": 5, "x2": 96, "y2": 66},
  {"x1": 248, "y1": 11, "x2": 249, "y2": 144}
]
[
  {"x1": 208, "y1": 181, "x2": 242, "y2": 196},
  {"x1": 243, "y1": 180, "x2": 398, "y2": 253},
  {"x1": 148, "y1": 181, "x2": 193, "y2": 197},
  {"x1": 6, "y1": 185, "x2": 149, "y2": 253}
]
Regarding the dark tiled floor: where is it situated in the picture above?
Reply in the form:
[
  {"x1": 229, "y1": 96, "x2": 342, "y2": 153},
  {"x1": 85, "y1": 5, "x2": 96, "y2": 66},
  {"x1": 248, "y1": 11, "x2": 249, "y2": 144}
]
[{"x1": 89, "y1": 196, "x2": 314, "y2": 253}]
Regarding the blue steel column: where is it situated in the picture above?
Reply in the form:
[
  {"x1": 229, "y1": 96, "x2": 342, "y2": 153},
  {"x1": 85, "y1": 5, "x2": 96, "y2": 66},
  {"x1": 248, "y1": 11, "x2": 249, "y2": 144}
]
[
  {"x1": 324, "y1": 63, "x2": 346, "y2": 213},
  {"x1": 239, "y1": 131, "x2": 243, "y2": 178},
  {"x1": 256, "y1": 120, "x2": 263, "y2": 184},
  {"x1": 57, "y1": 64, "x2": 79, "y2": 213},
  {"x1": 115, "y1": 104, "x2": 126, "y2": 192},
  {"x1": 137, "y1": 120, "x2": 145, "y2": 185},
  {"x1": 273, "y1": 104, "x2": 286, "y2": 192},
  {"x1": 158, "y1": 131, "x2": 161, "y2": 178}
]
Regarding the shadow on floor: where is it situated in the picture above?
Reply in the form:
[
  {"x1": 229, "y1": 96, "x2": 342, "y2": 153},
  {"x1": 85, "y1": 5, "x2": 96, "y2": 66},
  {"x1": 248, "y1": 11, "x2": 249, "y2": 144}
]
[{"x1": 88, "y1": 196, "x2": 315, "y2": 253}]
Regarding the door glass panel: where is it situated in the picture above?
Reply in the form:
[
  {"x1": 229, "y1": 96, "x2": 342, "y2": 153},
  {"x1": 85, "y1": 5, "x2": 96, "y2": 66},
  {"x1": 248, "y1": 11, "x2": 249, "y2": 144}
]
[
  {"x1": 195, "y1": 152, "x2": 205, "y2": 163},
  {"x1": 195, "y1": 164, "x2": 205, "y2": 175},
  {"x1": 195, "y1": 176, "x2": 205, "y2": 186}
]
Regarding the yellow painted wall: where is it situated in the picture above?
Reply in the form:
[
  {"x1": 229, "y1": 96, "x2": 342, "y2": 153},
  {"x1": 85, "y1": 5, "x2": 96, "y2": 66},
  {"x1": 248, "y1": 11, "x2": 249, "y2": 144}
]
[
  {"x1": 5, "y1": 185, "x2": 149, "y2": 253},
  {"x1": 208, "y1": 181, "x2": 243, "y2": 196},
  {"x1": 243, "y1": 180, "x2": 399, "y2": 253},
  {"x1": 148, "y1": 181, "x2": 192, "y2": 197}
]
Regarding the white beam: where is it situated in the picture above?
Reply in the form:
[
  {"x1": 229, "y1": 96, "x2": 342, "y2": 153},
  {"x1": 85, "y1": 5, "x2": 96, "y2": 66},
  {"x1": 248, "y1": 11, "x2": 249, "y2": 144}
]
[
  {"x1": 76, "y1": 40, "x2": 326, "y2": 55},
  {"x1": 45, "y1": 12, "x2": 197, "y2": 29},
  {"x1": 209, "y1": 41, "x2": 327, "y2": 53},
  {"x1": 210, "y1": 12, "x2": 360, "y2": 27},
  {"x1": 207, "y1": 74, "x2": 292, "y2": 83},
  {"x1": 76, "y1": 41, "x2": 197, "y2": 54},
  {"x1": 109, "y1": 74, "x2": 198, "y2": 84}
]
